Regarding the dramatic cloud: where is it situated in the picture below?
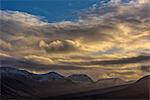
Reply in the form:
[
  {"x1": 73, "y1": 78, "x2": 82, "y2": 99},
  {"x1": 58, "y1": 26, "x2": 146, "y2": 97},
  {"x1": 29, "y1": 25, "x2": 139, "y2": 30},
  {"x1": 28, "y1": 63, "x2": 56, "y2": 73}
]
[
  {"x1": 0, "y1": 10, "x2": 47, "y2": 26},
  {"x1": 60, "y1": 55, "x2": 150, "y2": 66},
  {"x1": 0, "y1": 0, "x2": 149, "y2": 56},
  {"x1": 39, "y1": 39, "x2": 84, "y2": 52},
  {"x1": 0, "y1": 55, "x2": 89, "y2": 71},
  {"x1": 0, "y1": 0, "x2": 150, "y2": 80},
  {"x1": 0, "y1": 40, "x2": 12, "y2": 51},
  {"x1": 24, "y1": 55, "x2": 53, "y2": 64},
  {"x1": 140, "y1": 65, "x2": 150, "y2": 72}
]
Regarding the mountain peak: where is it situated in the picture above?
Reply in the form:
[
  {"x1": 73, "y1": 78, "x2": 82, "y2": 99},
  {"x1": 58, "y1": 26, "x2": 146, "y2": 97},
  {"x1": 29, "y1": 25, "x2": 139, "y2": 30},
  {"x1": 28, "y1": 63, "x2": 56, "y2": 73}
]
[
  {"x1": 68, "y1": 74, "x2": 93, "y2": 83},
  {"x1": 135, "y1": 75, "x2": 150, "y2": 83},
  {"x1": 38, "y1": 72, "x2": 66, "y2": 82},
  {"x1": 0, "y1": 67, "x2": 32, "y2": 76},
  {"x1": 95, "y1": 77, "x2": 125, "y2": 87}
]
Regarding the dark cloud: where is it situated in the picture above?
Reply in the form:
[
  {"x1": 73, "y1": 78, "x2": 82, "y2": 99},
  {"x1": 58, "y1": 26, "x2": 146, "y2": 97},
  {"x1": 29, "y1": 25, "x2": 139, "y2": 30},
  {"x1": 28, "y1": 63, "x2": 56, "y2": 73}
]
[
  {"x1": 61, "y1": 55, "x2": 150, "y2": 65},
  {"x1": 0, "y1": 56, "x2": 89, "y2": 71},
  {"x1": 140, "y1": 65, "x2": 150, "y2": 72},
  {"x1": 95, "y1": 55, "x2": 150, "y2": 65}
]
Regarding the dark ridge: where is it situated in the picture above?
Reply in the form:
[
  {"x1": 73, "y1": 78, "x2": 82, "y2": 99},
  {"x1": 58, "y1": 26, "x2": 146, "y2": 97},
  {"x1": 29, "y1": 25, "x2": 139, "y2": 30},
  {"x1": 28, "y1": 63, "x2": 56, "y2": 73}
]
[
  {"x1": 68, "y1": 74, "x2": 93, "y2": 83},
  {"x1": 51, "y1": 75, "x2": 149, "y2": 99},
  {"x1": 135, "y1": 75, "x2": 150, "y2": 83},
  {"x1": 96, "y1": 78, "x2": 124, "y2": 82},
  {"x1": 41, "y1": 72, "x2": 64, "y2": 77},
  {"x1": 1, "y1": 67, "x2": 149, "y2": 99},
  {"x1": 0, "y1": 67, "x2": 66, "y2": 81},
  {"x1": 0, "y1": 66, "x2": 35, "y2": 76}
]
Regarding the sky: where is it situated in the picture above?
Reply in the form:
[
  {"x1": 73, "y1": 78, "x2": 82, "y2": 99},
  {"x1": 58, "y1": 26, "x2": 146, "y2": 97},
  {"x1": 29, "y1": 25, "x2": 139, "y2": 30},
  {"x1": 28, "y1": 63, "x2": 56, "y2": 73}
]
[
  {"x1": 1, "y1": 0, "x2": 103, "y2": 22},
  {"x1": 1, "y1": 0, "x2": 131, "y2": 22},
  {"x1": 0, "y1": 0, "x2": 150, "y2": 80}
]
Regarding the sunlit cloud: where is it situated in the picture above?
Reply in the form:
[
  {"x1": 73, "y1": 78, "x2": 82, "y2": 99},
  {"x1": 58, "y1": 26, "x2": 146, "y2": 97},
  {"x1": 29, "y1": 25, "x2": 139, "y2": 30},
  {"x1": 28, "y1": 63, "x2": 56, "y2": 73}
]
[
  {"x1": 0, "y1": 0, "x2": 149, "y2": 80},
  {"x1": 39, "y1": 39, "x2": 86, "y2": 53},
  {"x1": 24, "y1": 55, "x2": 53, "y2": 64},
  {"x1": 0, "y1": 10, "x2": 47, "y2": 26}
]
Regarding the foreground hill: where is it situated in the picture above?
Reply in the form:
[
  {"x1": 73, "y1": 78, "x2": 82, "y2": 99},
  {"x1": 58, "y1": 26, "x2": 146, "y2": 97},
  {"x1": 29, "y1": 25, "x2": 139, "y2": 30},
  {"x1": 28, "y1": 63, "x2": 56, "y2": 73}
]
[{"x1": 0, "y1": 67, "x2": 149, "y2": 99}]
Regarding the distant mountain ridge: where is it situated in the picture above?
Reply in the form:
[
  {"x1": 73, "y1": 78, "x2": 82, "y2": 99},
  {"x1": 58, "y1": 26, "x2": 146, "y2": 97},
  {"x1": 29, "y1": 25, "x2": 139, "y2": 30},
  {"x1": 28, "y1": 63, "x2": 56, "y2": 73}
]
[
  {"x1": 52, "y1": 75, "x2": 150, "y2": 99},
  {"x1": 68, "y1": 74, "x2": 94, "y2": 83},
  {"x1": 0, "y1": 67, "x2": 71, "y2": 82},
  {"x1": 0, "y1": 67, "x2": 149, "y2": 99}
]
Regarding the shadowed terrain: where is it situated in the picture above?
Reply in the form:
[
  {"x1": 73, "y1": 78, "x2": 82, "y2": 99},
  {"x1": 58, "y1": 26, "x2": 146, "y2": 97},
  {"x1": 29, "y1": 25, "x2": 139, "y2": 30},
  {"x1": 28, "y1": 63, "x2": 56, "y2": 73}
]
[
  {"x1": 0, "y1": 67, "x2": 149, "y2": 99},
  {"x1": 53, "y1": 76, "x2": 149, "y2": 99}
]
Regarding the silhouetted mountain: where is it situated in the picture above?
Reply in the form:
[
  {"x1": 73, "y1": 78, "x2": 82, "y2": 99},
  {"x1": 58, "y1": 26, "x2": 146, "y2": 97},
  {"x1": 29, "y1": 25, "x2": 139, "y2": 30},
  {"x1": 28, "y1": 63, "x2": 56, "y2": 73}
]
[
  {"x1": 68, "y1": 74, "x2": 93, "y2": 83},
  {"x1": 0, "y1": 67, "x2": 39, "y2": 99},
  {"x1": 39, "y1": 72, "x2": 64, "y2": 81},
  {"x1": 1, "y1": 67, "x2": 149, "y2": 99},
  {"x1": 53, "y1": 75, "x2": 150, "y2": 99},
  {"x1": 95, "y1": 78, "x2": 126, "y2": 88},
  {"x1": 0, "y1": 67, "x2": 74, "y2": 99}
]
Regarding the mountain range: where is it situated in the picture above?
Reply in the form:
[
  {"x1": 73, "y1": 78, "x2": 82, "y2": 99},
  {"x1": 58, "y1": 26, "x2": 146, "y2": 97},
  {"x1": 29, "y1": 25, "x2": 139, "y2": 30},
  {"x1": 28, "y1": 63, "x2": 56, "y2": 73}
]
[{"x1": 0, "y1": 67, "x2": 149, "y2": 99}]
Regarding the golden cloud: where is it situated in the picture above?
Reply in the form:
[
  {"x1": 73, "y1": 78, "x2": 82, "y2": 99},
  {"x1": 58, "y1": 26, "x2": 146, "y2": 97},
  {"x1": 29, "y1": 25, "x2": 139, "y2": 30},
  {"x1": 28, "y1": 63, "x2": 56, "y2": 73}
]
[{"x1": 0, "y1": 0, "x2": 149, "y2": 81}]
